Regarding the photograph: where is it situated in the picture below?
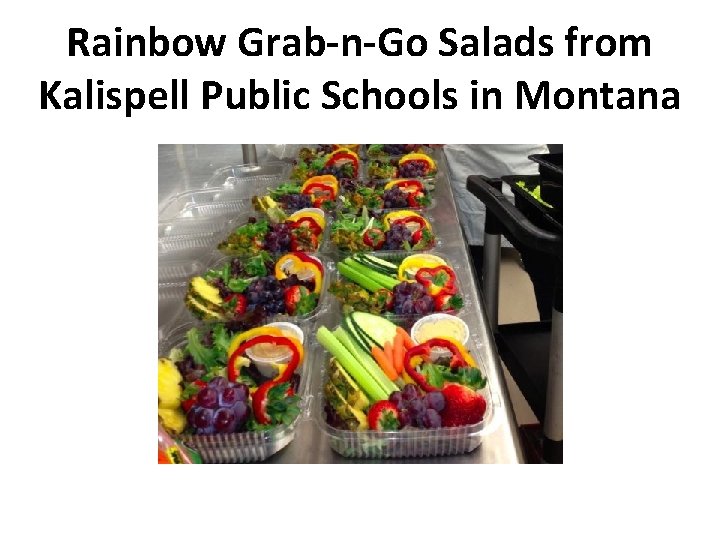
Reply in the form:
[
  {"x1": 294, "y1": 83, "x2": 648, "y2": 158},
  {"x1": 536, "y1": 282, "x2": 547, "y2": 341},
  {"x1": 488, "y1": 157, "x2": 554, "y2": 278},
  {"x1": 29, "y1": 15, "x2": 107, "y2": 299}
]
[{"x1": 158, "y1": 144, "x2": 563, "y2": 464}]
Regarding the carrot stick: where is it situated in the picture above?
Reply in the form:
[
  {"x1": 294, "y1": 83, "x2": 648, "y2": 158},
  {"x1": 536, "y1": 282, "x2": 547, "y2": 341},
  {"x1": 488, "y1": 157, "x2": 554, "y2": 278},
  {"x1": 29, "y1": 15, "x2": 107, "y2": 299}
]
[
  {"x1": 396, "y1": 326, "x2": 414, "y2": 349},
  {"x1": 393, "y1": 332, "x2": 405, "y2": 374},
  {"x1": 371, "y1": 345, "x2": 398, "y2": 381},
  {"x1": 384, "y1": 340, "x2": 395, "y2": 372}
]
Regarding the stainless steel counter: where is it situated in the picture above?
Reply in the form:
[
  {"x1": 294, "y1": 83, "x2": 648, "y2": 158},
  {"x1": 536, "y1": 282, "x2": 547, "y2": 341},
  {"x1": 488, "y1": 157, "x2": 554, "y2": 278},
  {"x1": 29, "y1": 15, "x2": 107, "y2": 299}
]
[{"x1": 158, "y1": 144, "x2": 525, "y2": 464}]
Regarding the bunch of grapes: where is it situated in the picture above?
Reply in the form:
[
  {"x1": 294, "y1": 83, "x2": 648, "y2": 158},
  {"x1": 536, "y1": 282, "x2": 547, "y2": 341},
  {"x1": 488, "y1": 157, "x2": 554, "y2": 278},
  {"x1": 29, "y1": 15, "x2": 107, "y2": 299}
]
[
  {"x1": 388, "y1": 384, "x2": 444, "y2": 429},
  {"x1": 187, "y1": 377, "x2": 250, "y2": 435},
  {"x1": 265, "y1": 223, "x2": 292, "y2": 253},
  {"x1": 398, "y1": 161, "x2": 428, "y2": 178},
  {"x1": 176, "y1": 355, "x2": 206, "y2": 383},
  {"x1": 245, "y1": 276, "x2": 286, "y2": 314},
  {"x1": 393, "y1": 281, "x2": 434, "y2": 315},
  {"x1": 279, "y1": 194, "x2": 312, "y2": 212},
  {"x1": 382, "y1": 186, "x2": 410, "y2": 208},
  {"x1": 384, "y1": 222, "x2": 413, "y2": 250}
]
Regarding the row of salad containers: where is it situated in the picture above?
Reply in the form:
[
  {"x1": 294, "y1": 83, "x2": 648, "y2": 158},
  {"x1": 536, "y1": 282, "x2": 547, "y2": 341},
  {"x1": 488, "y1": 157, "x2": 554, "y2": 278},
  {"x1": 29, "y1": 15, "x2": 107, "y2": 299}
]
[{"x1": 158, "y1": 145, "x2": 499, "y2": 463}]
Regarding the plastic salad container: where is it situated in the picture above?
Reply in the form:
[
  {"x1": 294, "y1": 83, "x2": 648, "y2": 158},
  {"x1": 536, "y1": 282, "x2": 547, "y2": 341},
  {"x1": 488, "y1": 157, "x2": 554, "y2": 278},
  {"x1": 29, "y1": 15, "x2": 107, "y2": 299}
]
[
  {"x1": 328, "y1": 250, "x2": 466, "y2": 326},
  {"x1": 158, "y1": 321, "x2": 312, "y2": 463},
  {"x1": 313, "y1": 328, "x2": 499, "y2": 459},
  {"x1": 216, "y1": 208, "x2": 327, "y2": 258},
  {"x1": 364, "y1": 153, "x2": 438, "y2": 182},
  {"x1": 203, "y1": 162, "x2": 291, "y2": 189},
  {"x1": 158, "y1": 187, "x2": 251, "y2": 223},
  {"x1": 336, "y1": 177, "x2": 436, "y2": 214},
  {"x1": 325, "y1": 208, "x2": 439, "y2": 254},
  {"x1": 183, "y1": 252, "x2": 330, "y2": 326}
]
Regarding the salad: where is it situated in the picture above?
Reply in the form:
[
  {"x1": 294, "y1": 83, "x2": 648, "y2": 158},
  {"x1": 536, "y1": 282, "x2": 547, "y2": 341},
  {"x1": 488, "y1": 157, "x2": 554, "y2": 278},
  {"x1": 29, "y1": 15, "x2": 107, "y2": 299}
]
[
  {"x1": 218, "y1": 208, "x2": 325, "y2": 256},
  {"x1": 330, "y1": 253, "x2": 463, "y2": 317},
  {"x1": 366, "y1": 144, "x2": 426, "y2": 158},
  {"x1": 291, "y1": 148, "x2": 360, "y2": 183},
  {"x1": 367, "y1": 153, "x2": 438, "y2": 181},
  {"x1": 254, "y1": 175, "x2": 338, "y2": 213},
  {"x1": 185, "y1": 252, "x2": 323, "y2": 322},
  {"x1": 338, "y1": 179, "x2": 432, "y2": 213},
  {"x1": 330, "y1": 208, "x2": 436, "y2": 252},
  {"x1": 158, "y1": 323, "x2": 305, "y2": 437},
  {"x1": 316, "y1": 313, "x2": 488, "y2": 432}
]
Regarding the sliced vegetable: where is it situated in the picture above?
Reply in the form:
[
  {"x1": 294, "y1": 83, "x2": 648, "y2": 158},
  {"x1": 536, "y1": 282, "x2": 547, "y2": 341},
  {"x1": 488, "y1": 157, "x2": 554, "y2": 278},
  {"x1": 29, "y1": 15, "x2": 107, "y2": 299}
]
[
  {"x1": 252, "y1": 381, "x2": 301, "y2": 425},
  {"x1": 316, "y1": 326, "x2": 387, "y2": 402},
  {"x1": 338, "y1": 262, "x2": 384, "y2": 293},
  {"x1": 343, "y1": 258, "x2": 400, "y2": 290},
  {"x1": 350, "y1": 312, "x2": 402, "y2": 350},
  {"x1": 416, "y1": 265, "x2": 457, "y2": 296},
  {"x1": 333, "y1": 328, "x2": 398, "y2": 395},
  {"x1": 227, "y1": 334, "x2": 301, "y2": 384},
  {"x1": 275, "y1": 253, "x2": 323, "y2": 292},
  {"x1": 393, "y1": 332, "x2": 405, "y2": 375},
  {"x1": 371, "y1": 345, "x2": 398, "y2": 381}
]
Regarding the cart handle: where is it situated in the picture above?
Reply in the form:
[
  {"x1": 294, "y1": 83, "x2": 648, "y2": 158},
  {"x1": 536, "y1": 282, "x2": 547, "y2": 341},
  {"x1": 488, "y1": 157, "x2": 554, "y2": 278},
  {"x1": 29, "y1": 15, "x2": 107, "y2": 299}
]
[{"x1": 466, "y1": 175, "x2": 562, "y2": 257}]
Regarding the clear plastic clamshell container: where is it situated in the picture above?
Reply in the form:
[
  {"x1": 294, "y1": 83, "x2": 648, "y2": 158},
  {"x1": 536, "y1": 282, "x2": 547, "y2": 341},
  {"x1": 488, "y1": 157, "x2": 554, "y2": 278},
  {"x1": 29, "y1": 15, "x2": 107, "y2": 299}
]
[
  {"x1": 364, "y1": 156, "x2": 439, "y2": 184},
  {"x1": 158, "y1": 187, "x2": 251, "y2": 223},
  {"x1": 184, "y1": 252, "x2": 331, "y2": 326},
  {"x1": 203, "y1": 162, "x2": 291, "y2": 189},
  {"x1": 336, "y1": 177, "x2": 436, "y2": 214},
  {"x1": 313, "y1": 327, "x2": 499, "y2": 459},
  {"x1": 216, "y1": 209, "x2": 327, "y2": 258},
  {"x1": 158, "y1": 321, "x2": 313, "y2": 463},
  {"x1": 323, "y1": 208, "x2": 439, "y2": 255},
  {"x1": 328, "y1": 249, "x2": 467, "y2": 328},
  {"x1": 364, "y1": 144, "x2": 435, "y2": 159},
  {"x1": 159, "y1": 257, "x2": 208, "y2": 341}
]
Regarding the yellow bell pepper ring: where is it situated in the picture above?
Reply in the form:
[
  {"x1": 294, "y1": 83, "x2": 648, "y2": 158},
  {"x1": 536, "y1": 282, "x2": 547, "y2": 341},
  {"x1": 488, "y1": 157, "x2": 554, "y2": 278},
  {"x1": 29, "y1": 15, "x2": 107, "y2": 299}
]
[
  {"x1": 398, "y1": 153, "x2": 437, "y2": 173},
  {"x1": 274, "y1": 253, "x2": 323, "y2": 293}
]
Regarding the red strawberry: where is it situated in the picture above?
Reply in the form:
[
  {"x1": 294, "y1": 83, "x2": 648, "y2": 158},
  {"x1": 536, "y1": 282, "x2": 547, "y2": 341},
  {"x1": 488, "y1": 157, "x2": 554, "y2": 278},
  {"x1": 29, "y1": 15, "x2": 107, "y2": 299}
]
[
  {"x1": 440, "y1": 383, "x2": 487, "y2": 427},
  {"x1": 367, "y1": 400, "x2": 401, "y2": 431},
  {"x1": 434, "y1": 293, "x2": 464, "y2": 312}
]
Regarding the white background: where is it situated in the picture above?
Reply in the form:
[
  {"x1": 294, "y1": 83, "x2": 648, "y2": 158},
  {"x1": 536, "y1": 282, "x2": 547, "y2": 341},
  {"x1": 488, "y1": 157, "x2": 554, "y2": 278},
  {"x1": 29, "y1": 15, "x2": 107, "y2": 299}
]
[{"x1": 2, "y1": 0, "x2": 719, "y2": 538}]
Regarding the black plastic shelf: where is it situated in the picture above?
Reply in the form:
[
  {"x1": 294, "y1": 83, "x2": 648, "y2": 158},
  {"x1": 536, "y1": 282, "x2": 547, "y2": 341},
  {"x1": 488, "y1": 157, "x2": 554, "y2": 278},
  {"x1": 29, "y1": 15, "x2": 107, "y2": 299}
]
[{"x1": 495, "y1": 321, "x2": 552, "y2": 423}]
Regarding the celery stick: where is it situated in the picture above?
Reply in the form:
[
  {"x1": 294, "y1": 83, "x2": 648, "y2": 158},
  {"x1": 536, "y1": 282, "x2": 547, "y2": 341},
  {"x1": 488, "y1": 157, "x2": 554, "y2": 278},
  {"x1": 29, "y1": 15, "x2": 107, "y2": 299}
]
[
  {"x1": 316, "y1": 326, "x2": 386, "y2": 402},
  {"x1": 344, "y1": 258, "x2": 400, "y2": 289},
  {"x1": 338, "y1": 262, "x2": 383, "y2": 292},
  {"x1": 333, "y1": 328, "x2": 398, "y2": 395}
]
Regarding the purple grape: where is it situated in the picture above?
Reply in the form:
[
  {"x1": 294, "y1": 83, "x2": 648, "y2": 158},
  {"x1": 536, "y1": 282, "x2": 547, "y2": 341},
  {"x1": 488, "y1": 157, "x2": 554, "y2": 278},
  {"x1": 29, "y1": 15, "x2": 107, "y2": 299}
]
[
  {"x1": 196, "y1": 387, "x2": 219, "y2": 409},
  {"x1": 219, "y1": 387, "x2": 239, "y2": 407},
  {"x1": 398, "y1": 409, "x2": 412, "y2": 428},
  {"x1": 279, "y1": 194, "x2": 312, "y2": 212},
  {"x1": 421, "y1": 409, "x2": 442, "y2": 429},
  {"x1": 408, "y1": 398, "x2": 426, "y2": 419},
  {"x1": 401, "y1": 384, "x2": 419, "y2": 401},
  {"x1": 389, "y1": 391, "x2": 404, "y2": 408},
  {"x1": 233, "y1": 401, "x2": 249, "y2": 425},
  {"x1": 213, "y1": 408, "x2": 237, "y2": 433},
  {"x1": 425, "y1": 391, "x2": 446, "y2": 412},
  {"x1": 234, "y1": 383, "x2": 249, "y2": 402},
  {"x1": 208, "y1": 377, "x2": 228, "y2": 389},
  {"x1": 192, "y1": 407, "x2": 214, "y2": 429},
  {"x1": 414, "y1": 295, "x2": 434, "y2": 315}
]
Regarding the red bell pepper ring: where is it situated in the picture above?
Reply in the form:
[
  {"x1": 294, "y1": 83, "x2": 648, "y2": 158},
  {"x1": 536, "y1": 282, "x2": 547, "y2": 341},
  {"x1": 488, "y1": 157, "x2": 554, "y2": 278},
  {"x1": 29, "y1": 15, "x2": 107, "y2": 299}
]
[
  {"x1": 415, "y1": 265, "x2": 458, "y2": 296},
  {"x1": 227, "y1": 335, "x2": 300, "y2": 385},
  {"x1": 293, "y1": 251, "x2": 324, "y2": 277},
  {"x1": 395, "y1": 216, "x2": 427, "y2": 231},
  {"x1": 325, "y1": 150, "x2": 359, "y2": 173},
  {"x1": 404, "y1": 338, "x2": 469, "y2": 392},
  {"x1": 302, "y1": 182, "x2": 336, "y2": 199},
  {"x1": 392, "y1": 180, "x2": 424, "y2": 192},
  {"x1": 290, "y1": 217, "x2": 323, "y2": 236},
  {"x1": 362, "y1": 228, "x2": 386, "y2": 250},
  {"x1": 252, "y1": 380, "x2": 296, "y2": 425}
]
